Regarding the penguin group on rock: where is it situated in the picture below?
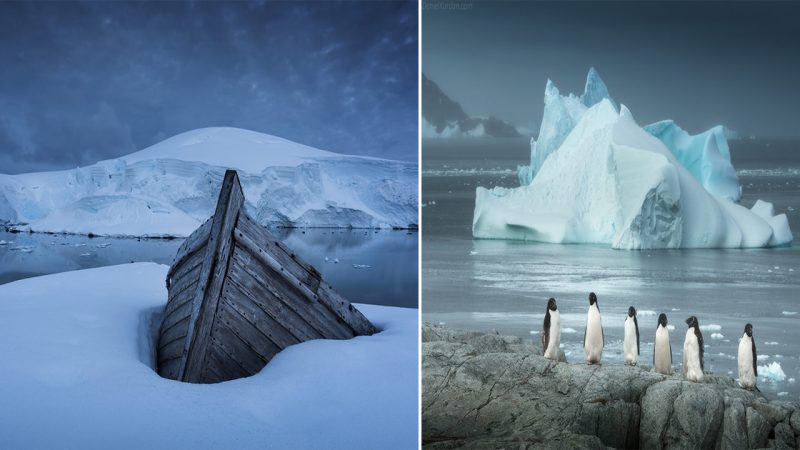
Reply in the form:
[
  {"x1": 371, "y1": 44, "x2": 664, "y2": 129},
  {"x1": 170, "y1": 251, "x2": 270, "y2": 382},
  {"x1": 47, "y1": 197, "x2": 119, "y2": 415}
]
[{"x1": 540, "y1": 294, "x2": 759, "y2": 390}]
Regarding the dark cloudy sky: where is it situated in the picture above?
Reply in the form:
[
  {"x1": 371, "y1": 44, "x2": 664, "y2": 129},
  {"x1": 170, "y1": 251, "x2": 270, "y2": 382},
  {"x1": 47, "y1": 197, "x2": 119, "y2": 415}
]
[
  {"x1": 423, "y1": 1, "x2": 800, "y2": 138},
  {"x1": 0, "y1": 1, "x2": 417, "y2": 174}
]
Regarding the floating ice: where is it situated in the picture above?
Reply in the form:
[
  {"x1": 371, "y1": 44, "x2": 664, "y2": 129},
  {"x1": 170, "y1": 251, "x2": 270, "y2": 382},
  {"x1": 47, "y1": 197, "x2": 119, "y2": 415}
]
[
  {"x1": 781, "y1": 311, "x2": 798, "y2": 316},
  {"x1": 469, "y1": 250, "x2": 478, "y2": 255},
  {"x1": 563, "y1": 328, "x2": 577, "y2": 334},
  {"x1": 644, "y1": 121, "x2": 740, "y2": 201},
  {"x1": 637, "y1": 310, "x2": 657, "y2": 317},
  {"x1": 700, "y1": 324, "x2": 722, "y2": 332},
  {"x1": 79, "y1": 253, "x2": 91, "y2": 257},
  {"x1": 765, "y1": 341, "x2": 780, "y2": 345},
  {"x1": 779, "y1": 392, "x2": 789, "y2": 397},
  {"x1": 711, "y1": 333, "x2": 724, "y2": 340},
  {"x1": 667, "y1": 325, "x2": 675, "y2": 331},
  {"x1": 352, "y1": 264, "x2": 371, "y2": 269},
  {"x1": 483, "y1": 71, "x2": 792, "y2": 249},
  {"x1": 758, "y1": 362, "x2": 787, "y2": 382},
  {"x1": 757, "y1": 354, "x2": 769, "y2": 361}
]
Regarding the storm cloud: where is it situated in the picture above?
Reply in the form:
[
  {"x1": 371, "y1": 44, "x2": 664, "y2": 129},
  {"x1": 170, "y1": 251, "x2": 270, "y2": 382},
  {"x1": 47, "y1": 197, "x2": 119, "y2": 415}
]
[{"x1": 0, "y1": 1, "x2": 418, "y2": 174}]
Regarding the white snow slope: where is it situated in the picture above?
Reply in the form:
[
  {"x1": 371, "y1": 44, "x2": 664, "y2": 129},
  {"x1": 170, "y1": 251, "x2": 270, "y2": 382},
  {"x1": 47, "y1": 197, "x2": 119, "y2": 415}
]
[
  {"x1": 0, "y1": 263, "x2": 418, "y2": 449},
  {"x1": 0, "y1": 127, "x2": 418, "y2": 237},
  {"x1": 474, "y1": 100, "x2": 792, "y2": 249}
]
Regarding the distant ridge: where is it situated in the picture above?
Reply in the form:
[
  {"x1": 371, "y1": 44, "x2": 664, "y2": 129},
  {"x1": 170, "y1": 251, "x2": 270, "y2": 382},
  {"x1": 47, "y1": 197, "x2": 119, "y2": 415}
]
[{"x1": 422, "y1": 73, "x2": 520, "y2": 138}]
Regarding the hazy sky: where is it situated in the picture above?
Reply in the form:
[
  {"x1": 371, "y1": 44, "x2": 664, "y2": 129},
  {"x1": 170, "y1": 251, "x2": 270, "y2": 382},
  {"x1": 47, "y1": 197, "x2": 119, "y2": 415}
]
[
  {"x1": 0, "y1": 1, "x2": 417, "y2": 174},
  {"x1": 423, "y1": 1, "x2": 800, "y2": 138}
]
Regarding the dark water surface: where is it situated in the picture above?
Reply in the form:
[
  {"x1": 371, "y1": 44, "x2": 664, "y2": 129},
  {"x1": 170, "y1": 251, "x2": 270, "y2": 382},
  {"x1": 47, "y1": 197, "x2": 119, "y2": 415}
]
[
  {"x1": 422, "y1": 137, "x2": 800, "y2": 399},
  {"x1": 0, "y1": 229, "x2": 418, "y2": 309}
]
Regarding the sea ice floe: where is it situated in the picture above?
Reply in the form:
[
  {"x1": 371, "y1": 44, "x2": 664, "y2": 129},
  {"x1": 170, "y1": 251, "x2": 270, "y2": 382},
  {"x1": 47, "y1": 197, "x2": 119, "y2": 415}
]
[
  {"x1": 700, "y1": 324, "x2": 722, "y2": 332},
  {"x1": 781, "y1": 311, "x2": 798, "y2": 316},
  {"x1": 563, "y1": 328, "x2": 577, "y2": 334},
  {"x1": 765, "y1": 341, "x2": 780, "y2": 345},
  {"x1": 758, "y1": 362, "x2": 787, "y2": 382},
  {"x1": 710, "y1": 333, "x2": 724, "y2": 340}
]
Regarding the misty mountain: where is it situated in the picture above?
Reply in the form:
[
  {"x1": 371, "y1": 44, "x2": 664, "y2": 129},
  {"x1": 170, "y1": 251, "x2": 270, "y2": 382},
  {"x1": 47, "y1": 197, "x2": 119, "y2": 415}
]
[{"x1": 422, "y1": 73, "x2": 520, "y2": 138}]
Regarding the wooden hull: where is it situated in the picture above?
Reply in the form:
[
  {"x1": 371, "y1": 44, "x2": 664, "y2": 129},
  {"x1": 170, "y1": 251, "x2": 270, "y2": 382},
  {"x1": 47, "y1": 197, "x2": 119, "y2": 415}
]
[{"x1": 157, "y1": 170, "x2": 376, "y2": 383}]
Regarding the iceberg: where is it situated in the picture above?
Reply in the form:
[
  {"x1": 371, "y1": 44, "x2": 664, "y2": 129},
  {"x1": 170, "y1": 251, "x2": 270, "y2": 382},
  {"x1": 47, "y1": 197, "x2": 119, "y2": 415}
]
[
  {"x1": 474, "y1": 99, "x2": 792, "y2": 249},
  {"x1": 644, "y1": 121, "x2": 740, "y2": 201},
  {"x1": 518, "y1": 67, "x2": 615, "y2": 186},
  {"x1": 0, "y1": 127, "x2": 418, "y2": 237},
  {"x1": 518, "y1": 69, "x2": 743, "y2": 203}
]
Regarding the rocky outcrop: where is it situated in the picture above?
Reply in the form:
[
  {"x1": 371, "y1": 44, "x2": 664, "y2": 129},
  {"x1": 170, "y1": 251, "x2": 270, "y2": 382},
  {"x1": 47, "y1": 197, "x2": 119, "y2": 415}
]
[{"x1": 422, "y1": 323, "x2": 800, "y2": 449}]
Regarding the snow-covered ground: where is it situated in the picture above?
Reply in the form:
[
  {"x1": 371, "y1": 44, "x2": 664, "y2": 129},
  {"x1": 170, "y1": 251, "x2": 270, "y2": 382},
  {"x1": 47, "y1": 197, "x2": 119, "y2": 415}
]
[
  {"x1": 0, "y1": 127, "x2": 418, "y2": 237},
  {"x1": 0, "y1": 263, "x2": 418, "y2": 449}
]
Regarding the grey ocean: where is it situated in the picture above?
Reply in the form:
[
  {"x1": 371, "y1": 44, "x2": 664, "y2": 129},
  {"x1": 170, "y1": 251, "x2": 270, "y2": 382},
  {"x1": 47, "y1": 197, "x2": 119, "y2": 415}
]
[
  {"x1": 422, "y1": 137, "x2": 800, "y2": 399},
  {"x1": 0, "y1": 229, "x2": 418, "y2": 309}
]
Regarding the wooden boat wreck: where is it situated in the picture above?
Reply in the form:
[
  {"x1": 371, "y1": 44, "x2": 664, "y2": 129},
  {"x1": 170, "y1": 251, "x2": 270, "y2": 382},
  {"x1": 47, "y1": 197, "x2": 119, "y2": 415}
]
[{"x1": 156, "y1": 169, "x2": 377, "y2": 383}]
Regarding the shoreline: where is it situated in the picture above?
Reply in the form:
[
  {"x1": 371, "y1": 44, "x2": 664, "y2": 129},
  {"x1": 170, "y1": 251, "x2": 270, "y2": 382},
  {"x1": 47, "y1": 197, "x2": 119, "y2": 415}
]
[{"x1": 422, "y1": 323, "x2": 800, "y2": 449}]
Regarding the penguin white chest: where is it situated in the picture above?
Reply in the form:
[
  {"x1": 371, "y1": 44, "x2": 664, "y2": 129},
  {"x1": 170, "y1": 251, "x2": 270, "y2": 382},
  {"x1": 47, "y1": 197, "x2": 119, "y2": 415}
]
[
  {"x1": 683, "y1": 328, "x2": 703, "y2": 382},
  {"x1": 738, "y1": 334, "x2": 756, "y2": 389},
  {"x1": 623, "y1": 317, "x2": 638, "y2": 365},
  {"x1": 584, "y1": 304, "x2": 603, "y2": 363},
  {"x1": 544, "y1": 310, "x2": 561, "y2": 359},
  {"x1": 654, "y1": 325, "x2": 672, "y2": 375}
]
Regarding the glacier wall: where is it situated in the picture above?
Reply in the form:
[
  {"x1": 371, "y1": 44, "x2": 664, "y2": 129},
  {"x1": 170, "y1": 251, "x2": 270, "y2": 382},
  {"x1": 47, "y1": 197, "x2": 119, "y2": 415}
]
[{"x1": 0, "y1": 128, "x2": 418, "y2": 237}]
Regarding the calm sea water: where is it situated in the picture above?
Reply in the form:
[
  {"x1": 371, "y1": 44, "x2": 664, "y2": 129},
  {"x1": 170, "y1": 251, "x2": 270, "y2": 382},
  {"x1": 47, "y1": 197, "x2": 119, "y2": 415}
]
[
  {"x1": 422, "y1": 137, "x2": 800, "y2": 399},
  {"x1": 0, "y1": 228, "x2": 418, "y2": 309}
]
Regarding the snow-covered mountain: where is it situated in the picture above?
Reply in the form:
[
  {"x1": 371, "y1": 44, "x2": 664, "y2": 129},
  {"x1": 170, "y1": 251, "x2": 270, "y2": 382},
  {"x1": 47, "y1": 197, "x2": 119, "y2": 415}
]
[
  {"x1": 0, "y1": 127, "x2": 418, "y2": 237},
  {"x1": 475, "y1": 72, "x2": 792, "y2": 249},
  {"x1": 422, "y1": 73, "x2": 520, "y2": 138}
]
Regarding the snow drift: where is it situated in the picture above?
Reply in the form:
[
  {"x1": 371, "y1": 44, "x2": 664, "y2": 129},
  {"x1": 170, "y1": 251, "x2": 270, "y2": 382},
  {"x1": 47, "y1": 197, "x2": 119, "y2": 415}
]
[
  {"x1": 0, "y1": 264, "x2": 418, "y2": 449},
  {"x1": 0, "y1": 127, "x2": 418, "y2": 237},
  {"x1": 474, "y1": 98, "x2": 792, "y2": 249}
]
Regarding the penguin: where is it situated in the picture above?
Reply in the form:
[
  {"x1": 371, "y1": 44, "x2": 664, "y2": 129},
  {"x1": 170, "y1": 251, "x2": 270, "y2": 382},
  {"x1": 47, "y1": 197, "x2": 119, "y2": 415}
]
[
  {"x1": 738, "y1": 323, "x2": 757, "y2": 390},
  {"x1": 542, "y1": 298, "x2": 561, "y2": 360},
  {"x1": 623, "y1": 306, "x2": 640, "y2": 366},
  {"x1": 682, "y1": 316, "x2": 704, "y2": 382},
  {"x1": 653, "y1": 313, "x2": 672, "y2": 375},
  {"x1": 583, "y1": 292, "x2": 604, "y2": 364}
]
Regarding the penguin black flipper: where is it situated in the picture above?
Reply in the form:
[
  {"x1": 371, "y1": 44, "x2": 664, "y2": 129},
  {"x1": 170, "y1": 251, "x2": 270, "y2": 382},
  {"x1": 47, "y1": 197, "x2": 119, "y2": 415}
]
[
  {"x1": 634, "y1": 314, "x2": 640, "y2": 355},
  {"x1": 696, "y1": 328, "x2": 705, "y2": 371},
  {"x1": 582, "y1": 324, "x2": 587, "y2": 348},
  {"x1": 752, "y1": 337, "x2": 758, "y2": 377},
  {"x1": 542, "y1": 309, "x2": 551, "y2": 354}
]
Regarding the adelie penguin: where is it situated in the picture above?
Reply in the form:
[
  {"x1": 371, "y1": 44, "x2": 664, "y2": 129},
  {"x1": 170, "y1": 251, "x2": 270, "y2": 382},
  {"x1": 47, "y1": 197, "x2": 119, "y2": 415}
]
[
  {"x1": 623, "y1": 306, "x2": 639, "y2": 366},
  {"x1": 542, "y1": 298, "x2": 561, "y2": 360},
  {"x1": 653, "y1": 313, "x2": 672, "y2": 375},
  {"x1": 682, "y1": 316, "x2": 704, "y2": 382},
  {"x1": 738, "y1": 323, "x2": 757, "y2": 390},
  {"x1": 583, "y1": 292, "x2": 603, "y2": 364}
]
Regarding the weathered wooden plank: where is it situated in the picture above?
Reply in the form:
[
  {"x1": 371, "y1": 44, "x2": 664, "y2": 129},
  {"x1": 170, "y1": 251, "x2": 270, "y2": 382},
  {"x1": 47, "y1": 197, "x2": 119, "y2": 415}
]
[
  {"x1": 181, "y1": 170, "x2": 245, "y2": 383},
  {"x1": 209, "y1": 308, "x2": 277, "y2": 375},
  {"x1": 234, "y1": 229, "x2": 375, "y2": 337},
  {"x1": 166, "y1": 218, "x2": 212, "y2": 286},
  {"x1": 237, "y1": 213, "x2": 322, "y2": 292},
  {"x1": 159, "y1": 357, "x2": 182, "y2": 380},
  {"x1": 220, "y1": 291, "x2": 301, "y2": 351},
  {"x1": 226, "y1": 253, "x2": 324, "y2": 342},
  {"x1": 159, "y1": 293, "x2": 194, "y2": 334},
  {"x1": 158, "y1": 336, "x2": 186, "y2": 363},
  {"x1": 316, "y1": 284, "x2": 377, "y2": 336},
  {"x1": 157, "y1": 316, "x2": 189, "y2": 350},
  {"x1": 163, "y1": 277, "x2": 198, "y2": 319},
  {"x1": 230, "y1": 245, "x2": 351, "y2": 340},
  {"x1": 166, "y1": 263, "x2": 201, "y2": 304},
  {"x1": 203, "y1": 341, "x2": 250, "y2": 382}
]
